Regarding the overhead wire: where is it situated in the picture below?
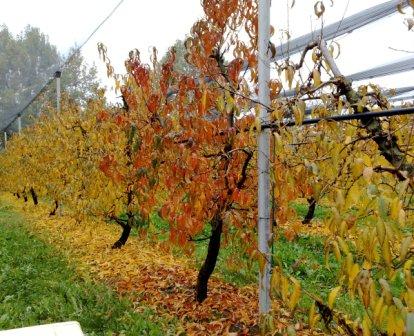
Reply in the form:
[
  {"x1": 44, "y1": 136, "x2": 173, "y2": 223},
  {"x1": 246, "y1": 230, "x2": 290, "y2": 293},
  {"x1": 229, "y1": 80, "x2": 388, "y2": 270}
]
[
  {"x1": 273, "y1": 0, "x2": 409, "y2": 63},
  {"x1": 262, "y1": 107, "x2": 414, "y2": 129},
  {"x1": 1, "y1": 0, "x2": 125, "y2": 133}
]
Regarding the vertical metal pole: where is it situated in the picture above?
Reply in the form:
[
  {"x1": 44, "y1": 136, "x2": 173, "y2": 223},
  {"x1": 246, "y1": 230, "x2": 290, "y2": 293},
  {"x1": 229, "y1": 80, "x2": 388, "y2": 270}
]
[
  {"x1": 17, "y1": 116, "x2": 22, "y2": 134},
  {"x1": 320, "y1": 39, "x2": 342, "y2": 77},
  {"x1": 258, "y1": 0, "x2": 271, "y2": 316},
  {"x1": 3, "y1": 132, "x2": 7, "y2": 149},
  {"x1": 55, "y1": 70, "x2": 61, "y2": 112}
]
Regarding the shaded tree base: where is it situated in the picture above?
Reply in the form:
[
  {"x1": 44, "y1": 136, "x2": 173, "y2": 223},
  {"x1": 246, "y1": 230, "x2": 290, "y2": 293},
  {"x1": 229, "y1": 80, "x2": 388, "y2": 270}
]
[
  {"x1": 30, "y1": 187, "x2": 38, "y2": 205},
  {"x1": 196, "y1": 214, "x2": 223, "y2": 303},
  {"x1": 49, "y1": 200, "x2": 59, "y2": 216},
  {"x1": 302, "y1": 197, "x2": 316, "y2": 225},
  {"x1": 111, "y1": 222, "x2": 131, "y2": 249}
]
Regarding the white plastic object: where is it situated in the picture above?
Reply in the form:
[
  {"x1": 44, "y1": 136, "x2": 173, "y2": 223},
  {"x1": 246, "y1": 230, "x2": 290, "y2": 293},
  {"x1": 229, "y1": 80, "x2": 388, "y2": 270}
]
[{"x1": 0, "y1": 321, "x2": 84, "y2": 336}]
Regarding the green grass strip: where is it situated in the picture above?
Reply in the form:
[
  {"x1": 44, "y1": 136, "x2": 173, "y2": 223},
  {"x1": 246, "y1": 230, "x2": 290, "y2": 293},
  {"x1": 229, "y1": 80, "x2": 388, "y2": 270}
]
[{"x1": 0, "y1": 205, "x2": 171, "y2": 335}]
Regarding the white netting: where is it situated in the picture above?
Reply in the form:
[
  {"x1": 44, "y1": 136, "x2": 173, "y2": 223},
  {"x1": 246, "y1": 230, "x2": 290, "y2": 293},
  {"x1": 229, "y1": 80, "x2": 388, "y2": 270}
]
[
  {"x1": 273, "y1": 0, "x2": 408, "y2": 62},
  {"x1": 348, "y1": 57, "x2": 414, "y2": 81}
]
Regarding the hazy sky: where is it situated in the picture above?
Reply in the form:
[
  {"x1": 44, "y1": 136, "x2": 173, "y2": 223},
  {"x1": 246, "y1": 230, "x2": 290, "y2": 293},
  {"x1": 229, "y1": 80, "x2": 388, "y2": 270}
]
[{"x1": 1, "y1": 0, "x2": 413, "y2": 102}]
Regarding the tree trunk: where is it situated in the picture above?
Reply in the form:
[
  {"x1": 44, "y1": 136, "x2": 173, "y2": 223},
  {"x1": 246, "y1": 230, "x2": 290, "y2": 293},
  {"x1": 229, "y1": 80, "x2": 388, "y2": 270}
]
[
  {"x1": 302, "y1": 196, "x2": 316, "y2": 224},
  {"x1": 23, "y1": 193, "x2": 28, "y2": 202},
  {"x1": 29, "y1": 187, "x2": 38, "y2": 205},
  {"x1": 196, "y1": 214, "x2": 223, "y2": 303},
  {"x1": 111, "y1": 213, "x2": 133, "y2": 249},
  {"x1": 194, "y1": 50, "x2": 233, "y2": 303},
  {"x1": 49, "y1": 200, "x2": 59, "y2": 216},
  {"x1": 111, "y1": 222, "x2": 132, "y2": 249}
]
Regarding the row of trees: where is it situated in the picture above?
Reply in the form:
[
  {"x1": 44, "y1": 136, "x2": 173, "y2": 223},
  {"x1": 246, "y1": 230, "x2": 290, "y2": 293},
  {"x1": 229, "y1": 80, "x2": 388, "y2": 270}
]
[{"x1": 0, "y1": 1, "x2": 413, "y2": 334}]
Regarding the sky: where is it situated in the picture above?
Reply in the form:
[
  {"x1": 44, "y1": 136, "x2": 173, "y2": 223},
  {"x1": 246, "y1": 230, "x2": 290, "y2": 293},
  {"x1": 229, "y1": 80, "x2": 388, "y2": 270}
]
[{"x1": 1, "y1": 0, "x2": 413, "y2": 104}]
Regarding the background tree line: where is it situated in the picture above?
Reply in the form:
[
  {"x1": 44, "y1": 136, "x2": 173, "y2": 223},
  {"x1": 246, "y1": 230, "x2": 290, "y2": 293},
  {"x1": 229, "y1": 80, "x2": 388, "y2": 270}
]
[{"x1": 0, "y1": 25, "x2": 100, "y2": 134}]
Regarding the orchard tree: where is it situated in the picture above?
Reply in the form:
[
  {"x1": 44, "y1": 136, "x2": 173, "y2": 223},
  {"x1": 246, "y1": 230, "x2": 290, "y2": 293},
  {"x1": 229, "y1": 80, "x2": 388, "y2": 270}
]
[
  {"x1": 1, "y1": 0, "x2": 413, "y2": 334},
  {"x1": 99, "y1": 0, "x2": 262, "y2": 303}
]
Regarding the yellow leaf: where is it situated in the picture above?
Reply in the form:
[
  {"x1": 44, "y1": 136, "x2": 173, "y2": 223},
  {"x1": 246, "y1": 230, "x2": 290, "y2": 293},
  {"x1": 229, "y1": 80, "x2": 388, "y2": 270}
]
[
  {"x1": 308, "y1": 302, "x2": 320, "y2": 329},
  {"x1": 332, "y1": 241, "x2": 341, "y2": 261},
  {"x1": 281, "y1": 275, "x2": 289, "y2": 302},
  {"x1": 390, "y1": 197, "x2": 402, "y2": 220},
  {"x1": 346, "y1": 185, "x2": 361, "y2": 207},
  {"x1": 216, "y1": 95, "x2": 225, "y2": 112},
  {"x1": 194, "y1": 200, "x2": 203, "y2": 215},
  {"x1": 373, "y1": 297, "x2": 384, "y2": 324},
  {"x1": 271, "y1": 267, "x2": 282, "y2": 293},
  {"x1": 404, "y1": 259, "x2": 414, "y2": 273},
  {"x1": 387, "y1": 307, "x2": 396, "y2": 335},
  {"x1": 348, "y1": 263, "x2": 360, "y2": 285},
  {"x1": 382, "y1": 238, "x2": 392, "y2": 267},
  {"x1": 351, "y1": 158, "x2": 364, "y2": 178},
  {"x1": 400, "y1": 236, "x2": 412, "y2": 261},
  {"x1": 337, "y1": 237, "x2": 350, "y2": 255},
  {"x1": 394, "y1": 314, "x2": 405, "y2": 336},
  {"x1": 284, "y1": 66, "x2": 295, "y2": 89},
  {"x1": 399, "y1": 208, "x2": 406, "y2": 226},
  {"x1": 379, "y1": 304, "x2": 389, "y2": 326},
  {"x1": 288, "y1": 277, "x2": 301, "y2": 310},
  {"x1": 313, "y1": 69, "x2": 322, "y2": 87},
  {"x1": 274, "y1": 132, "x2": 283, "y2": 151},
  {"x1": 335, "y1": 189, "x2": 345, "y2": 210},
  {"x1": 328, "y1": 286, "x2": 341, "y2": 309},
  {"x1": 293, "y1": 105, "x2": 304, "y2": 125},
  {"x1": 362, "y1": 313, "x2": 372, "y2": 336},
  {"x1": 361, "y1": 153, "x2": 372, "y2": 167},
  {"x1": 225, "y1": 93, "x2": 235, "y2": 114}
]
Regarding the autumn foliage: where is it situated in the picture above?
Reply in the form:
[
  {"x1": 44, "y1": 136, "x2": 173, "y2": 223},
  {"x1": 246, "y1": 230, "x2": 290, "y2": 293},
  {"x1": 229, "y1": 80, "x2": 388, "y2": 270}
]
[{"x1": 1, "y1": 0, "x2": 414, "y2": 334}]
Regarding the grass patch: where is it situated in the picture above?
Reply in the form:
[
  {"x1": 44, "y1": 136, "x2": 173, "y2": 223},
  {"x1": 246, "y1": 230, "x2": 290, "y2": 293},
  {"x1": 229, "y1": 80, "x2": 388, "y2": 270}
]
[
  {"x1": 273, "y1": 234, "x2": 364, "y2": 319},
  {"x1": 0, "y1": 206, "x2": 172, "y2": 335}
]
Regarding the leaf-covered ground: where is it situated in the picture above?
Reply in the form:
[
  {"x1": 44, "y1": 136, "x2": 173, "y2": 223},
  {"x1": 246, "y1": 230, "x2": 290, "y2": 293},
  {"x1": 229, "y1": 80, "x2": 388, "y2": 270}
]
[{"x1": 0, "y1": 193, "x2": 322, "y2": 335}]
